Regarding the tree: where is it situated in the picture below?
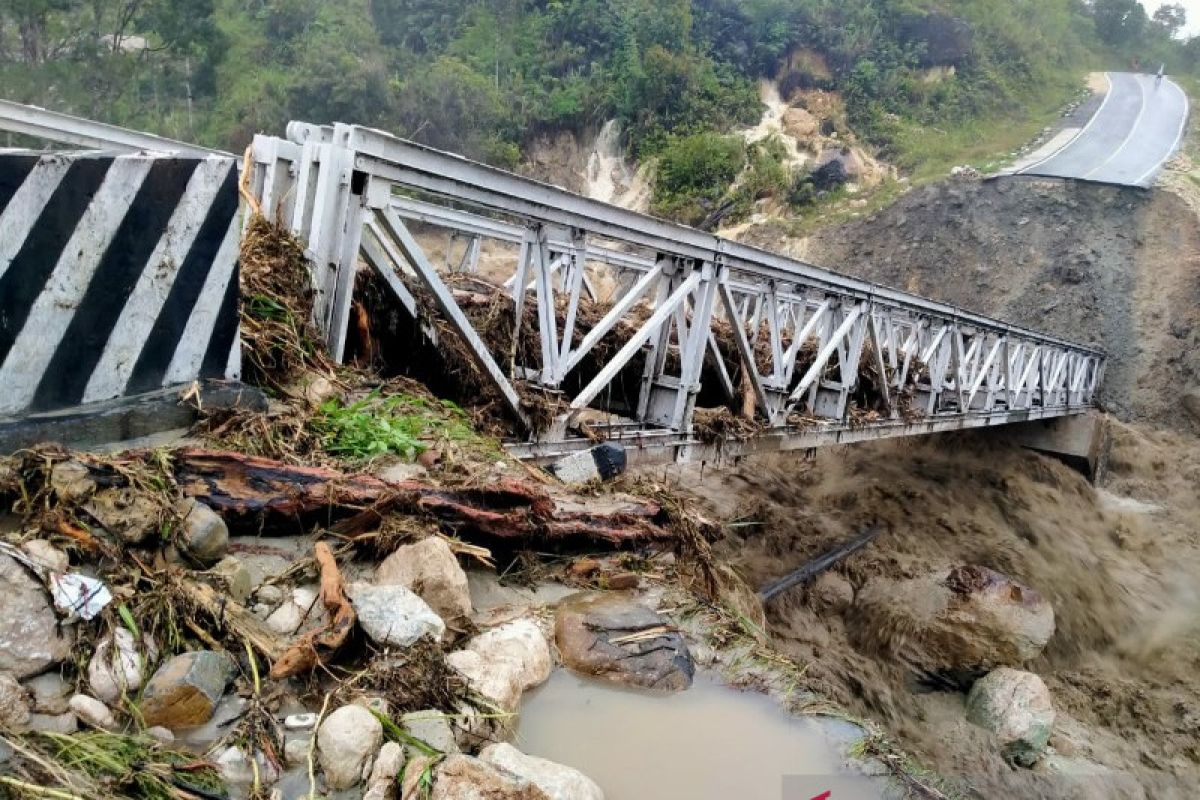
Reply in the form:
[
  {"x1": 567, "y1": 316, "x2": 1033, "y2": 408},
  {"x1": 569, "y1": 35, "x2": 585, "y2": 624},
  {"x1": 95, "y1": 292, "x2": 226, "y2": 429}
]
[
  {"x1": 1153, "y1": 3, "x2": 1187, "y2": 38},
  {"x1": 1092, "y1": 0, "x2": 1149, "y2": 47}
]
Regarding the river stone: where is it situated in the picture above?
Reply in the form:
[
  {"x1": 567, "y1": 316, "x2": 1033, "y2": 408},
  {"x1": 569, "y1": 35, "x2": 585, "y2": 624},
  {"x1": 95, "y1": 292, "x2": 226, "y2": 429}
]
[
  {"x1": 374, "y1": 537, "x2": 473, "y2": 625},
  {"x1": 445, "y1": 619, "x2": 551, "y2": 711},
  {"x1": 317, "y1": 704, "x2": 382, "y2": 790},
  {"x1": 431, "y1": 754, "x2": 550, "y2": 800},
  {"x1": 139, "y1": 651, "x2": 233, "y2": 730},
  {"x1": 0, "y1": 553, "x2": 74, "y2": 679},
  {"x1": 363, "y1": 742, "x2": 405, "y2": 800},
  {"x1": 69, "y1": 694, "x2": 117, "y2": 731},
  {"x1": 479, "y1": 744, "x2": 604, "y2": 800},
  {"x1": 967, "y1": 668, "x2": 1056, "y2": 767},
  {"x1": 176, "y1": 499, "x2": 229, "y2": 564},
  {"x1": 88, "y1": 628, "x2": 157, "y2": 705},
  {"x1": 26, "y1": 711, "x2": 78, "y2": 734},
  {"x1": 23, "y1": 672, "x2": 71, "y2": 715},
  {"x1": 86, "y1": 487, "x2": 160, "y2": 544},
  {"x1": 346, "y1": 582, "x2": 446, "y2": 647},
  {"x1": 402, "y1": 709, "x2": 459, "y2": 755},
  {"x1": 0, "y1": 672, "x2": 31, "y2": 729},
  {"x1": 853, "y1": 565, "x2": 1055, "y2": 681},
  {"x1": 554, "y1": 592, "x2": 694, "y2": 692}
]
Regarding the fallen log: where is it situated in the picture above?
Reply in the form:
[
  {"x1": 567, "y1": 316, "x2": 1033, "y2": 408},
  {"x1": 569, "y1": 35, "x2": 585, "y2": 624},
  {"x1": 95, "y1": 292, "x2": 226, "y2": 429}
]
[
  {"x1": 175, "y1": 574, "x2": 287, "y2": 663},
  {"x1": 171, "y1": 449, "x2": 671, "y2": 547}
]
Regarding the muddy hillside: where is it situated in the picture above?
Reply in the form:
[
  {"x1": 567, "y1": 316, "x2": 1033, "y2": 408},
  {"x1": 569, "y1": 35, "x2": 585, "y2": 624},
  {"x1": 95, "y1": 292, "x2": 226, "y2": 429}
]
[{"x1": 761, "y1": 177, "x2": 1200, "y2": 429}]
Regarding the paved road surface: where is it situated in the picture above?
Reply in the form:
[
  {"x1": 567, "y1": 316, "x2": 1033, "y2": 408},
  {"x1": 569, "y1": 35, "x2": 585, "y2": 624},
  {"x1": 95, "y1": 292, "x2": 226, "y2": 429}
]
[{"x1": 1016, "y1": 72, "x2": 1189, "y2": 188}]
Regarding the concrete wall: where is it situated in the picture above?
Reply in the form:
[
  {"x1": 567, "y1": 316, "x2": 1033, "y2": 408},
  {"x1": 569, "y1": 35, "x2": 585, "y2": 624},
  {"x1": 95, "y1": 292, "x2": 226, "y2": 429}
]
[
  {"x1": 1001, "y1": 411, "x2": 1111, "y2": 482},
  {"x1": 0, "y1": 150, "x2": 242, "y2": 418}
]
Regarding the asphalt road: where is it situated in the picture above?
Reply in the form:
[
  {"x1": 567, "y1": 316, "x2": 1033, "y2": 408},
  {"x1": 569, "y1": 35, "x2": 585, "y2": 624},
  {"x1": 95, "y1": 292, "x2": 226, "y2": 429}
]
[{"x1": 1017, "y1": 72, "x2": 1190, "y2": 188}]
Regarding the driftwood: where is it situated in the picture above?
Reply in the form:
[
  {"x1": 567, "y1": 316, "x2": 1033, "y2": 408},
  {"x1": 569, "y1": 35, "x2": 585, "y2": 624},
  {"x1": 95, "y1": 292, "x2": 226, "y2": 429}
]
[
  {"x1": 172, "y1": 449, "x2": 672, "y2": 546},
  {"x1": 270, "y1": 542, "x2": 355, "y2": 679},
  {"x1": 759, "y1": 525, "x2": 884, "y2": 603},
  {"x1": 176, "y1": 574, "x2": 286, "y2": 662}
]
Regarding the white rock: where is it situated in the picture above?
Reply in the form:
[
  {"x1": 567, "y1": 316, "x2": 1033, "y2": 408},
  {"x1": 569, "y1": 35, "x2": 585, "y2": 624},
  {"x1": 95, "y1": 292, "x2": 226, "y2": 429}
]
[
  {"x1": 480, "y1": 743, "x2": 605, "y2": 800},
  {"x1": 284, "y1": 712, "x2": 319, "y2": 730},
  {"x1": 0, "y1": 553, "x2": 74, "y2": 679},
  {"x1": 265, "y1": 587, "x2": 327, "y2": 635},
  {"x1": 214, "y1": 746, "x2": 280, "y2": 791},
  {"x1": 445, "y1": 619, "x2": 551, "y2": 711},
  {"x1": 88, "y1": 628, "x2": 156, "y2": 705},
  {"x1": 346, "y1": 583, "x2": 445, "y2": 647},
  {"x1": 317, "y1": 705, "x2": 383, "y2": 790},
  {"x1": 375, "y1": 538, "x2": 473, "y2": 624},
  {"x1": 68, "y1": 694, "x2": 116, "y2": 731}
]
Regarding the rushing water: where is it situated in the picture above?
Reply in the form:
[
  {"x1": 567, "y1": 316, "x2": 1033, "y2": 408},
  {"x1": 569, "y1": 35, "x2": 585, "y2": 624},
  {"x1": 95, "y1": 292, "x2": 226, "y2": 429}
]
[{"x1": 518, "y1": 670, "x2": 886, "y2": 800}]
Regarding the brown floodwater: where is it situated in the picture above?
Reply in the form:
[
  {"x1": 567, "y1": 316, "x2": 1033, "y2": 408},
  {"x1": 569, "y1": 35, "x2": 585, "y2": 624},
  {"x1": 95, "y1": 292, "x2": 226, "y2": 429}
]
[{"x1": 517, "y1": 669, "x2": 887, "y2": 800}]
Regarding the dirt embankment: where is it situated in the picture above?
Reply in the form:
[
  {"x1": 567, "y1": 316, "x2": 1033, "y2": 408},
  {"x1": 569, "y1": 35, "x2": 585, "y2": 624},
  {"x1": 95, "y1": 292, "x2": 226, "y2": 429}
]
[
  {"x1": 691, "y1": 423, "x2": 1200, "y2": 798},
  {"x1": 741, "y1": 177, "x2": 1200, "y2": 429}
]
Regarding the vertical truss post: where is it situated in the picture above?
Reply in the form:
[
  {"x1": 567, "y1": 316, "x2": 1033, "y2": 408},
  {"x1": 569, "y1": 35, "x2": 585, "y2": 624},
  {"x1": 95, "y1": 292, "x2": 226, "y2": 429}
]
[
  {"x1": 532, "y1": 226, "x2": 559, "y2": 385},
  {"x1": 672, "y1": 259, "x2": 721, "y2": 431},
  {"x1": 556, "y1": 229, "x2": 589, "y2": 381}
]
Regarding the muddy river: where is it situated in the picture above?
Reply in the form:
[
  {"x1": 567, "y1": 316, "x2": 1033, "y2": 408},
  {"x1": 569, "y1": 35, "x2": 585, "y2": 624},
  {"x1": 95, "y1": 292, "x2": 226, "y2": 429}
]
[{"x1": 518, "y1": 669, "x2": 886, "y2": 800}]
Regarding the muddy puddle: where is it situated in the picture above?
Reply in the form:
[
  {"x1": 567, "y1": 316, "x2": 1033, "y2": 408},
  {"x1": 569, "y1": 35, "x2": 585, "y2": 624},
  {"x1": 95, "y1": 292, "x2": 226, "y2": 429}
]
[{"x1": 518, "y1": 669, "x2": 887, "y2": 800}]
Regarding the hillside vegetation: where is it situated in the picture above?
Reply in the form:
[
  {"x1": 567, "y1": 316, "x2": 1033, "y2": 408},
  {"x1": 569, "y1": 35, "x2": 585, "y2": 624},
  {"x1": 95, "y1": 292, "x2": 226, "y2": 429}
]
[{"x1": 2, "y1": 1, "x2": 1197, "y2": 218}]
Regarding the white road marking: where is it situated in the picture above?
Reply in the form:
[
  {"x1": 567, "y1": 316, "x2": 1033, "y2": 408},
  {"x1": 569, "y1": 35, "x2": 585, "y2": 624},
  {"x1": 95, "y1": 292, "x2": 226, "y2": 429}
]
[
  {"x1": 1133, "y1": 78, "x2": 1191, "y2": 186},
  {"x1": 1019, "y1": 72, "x2": 1114, "y2": 175},
  {"x1": 1084, "y1": 74, "x2": 1148, "y2": 180}
]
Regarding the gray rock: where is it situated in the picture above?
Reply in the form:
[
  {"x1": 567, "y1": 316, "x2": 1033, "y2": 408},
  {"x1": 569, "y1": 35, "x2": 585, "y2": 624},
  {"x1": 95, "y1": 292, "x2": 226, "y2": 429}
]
[
  {"x1": 139, "y1": 651, "x2": 233, "y2": 730},
  {"x1": 375, "y1": 538, "x2": 473, "y2": 625},
  {"x1": 85, "y1": 488, "x2": 161, "y2": 544},
  {"x1": 0, "y1": 672, "x2": 31, "y2": 729},
  {"x1": 364, "y1": 741, "x2": 405, "y2": 800},
  {"x1": 69, "y1": 694, "x2": 117, "y2": 731},
  {"x1": 545, "y1": 444, "x2": 627, "y2": 484},
  {"x1": 445, "y1": 619, "x2": 551, "y2": 712},
  {"x1": 210, "y1": 556, "x2": 252, "y2": 604},
  {"x1": 0, "y1": 553, "x2": 74, "y2": 679},
  {"x1": 554, "y1": 592, "x2": 694, "y2": 692},
  {"x1": 1183, "y1": 388, "x2": 1200, "y2": 422},
  {"x1": 25, "y1": 711, "x2": 78, "y2": 734},
  {"x1": 479, "y1": 743, "x2": 604, "y2": 800},
  {"x1": 20, "y1": 540, "x2": 69, "y2": 574},
  {"x1": 402, "y1": 710, "x2": 459, "y2": 755},
  {"x1": 967, "y1": 668, "x2": 1056, "y2": 767},
  {"x1": 346, "y1": 582, "x2": 445, "y2": 647},
  {"x1": 175, "y1": 498, "x2": 229, "y2": 564},
  {"x1": 265, "y1": 586, "x2": 327, "y2": 635},
  {"x1": 317, "y1": 705, "x2": 383, "y2": 790},
  {"x1": 283, "y1": 736, "x2": 311, "y2": 767},
  {"x1": 22, "y1": 671, "x2": 71, "y2": 715},
  {"x1": 50, "y1": 460, "x2": 97, "y2": 504}
]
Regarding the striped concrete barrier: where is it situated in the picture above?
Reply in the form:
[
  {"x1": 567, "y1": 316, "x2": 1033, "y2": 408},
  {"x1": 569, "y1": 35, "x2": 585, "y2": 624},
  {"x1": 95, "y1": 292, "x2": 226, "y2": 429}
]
[{"x1": 0, "y1": 150, "x2": 242, "y2": 418}]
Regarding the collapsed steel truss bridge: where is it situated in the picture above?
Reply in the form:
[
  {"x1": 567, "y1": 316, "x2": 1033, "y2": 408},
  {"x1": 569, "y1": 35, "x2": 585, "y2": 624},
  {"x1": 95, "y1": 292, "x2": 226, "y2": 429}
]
[{"x1": 1, "y1": 101, "x2": 1106, "y2": 465}]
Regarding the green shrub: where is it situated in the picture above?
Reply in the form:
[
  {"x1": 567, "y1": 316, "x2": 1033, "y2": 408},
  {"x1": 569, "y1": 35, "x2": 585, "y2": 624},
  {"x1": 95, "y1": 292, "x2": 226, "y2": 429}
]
[{"x1": 652, "y1": 132, "x2": 746, "y2": 225}]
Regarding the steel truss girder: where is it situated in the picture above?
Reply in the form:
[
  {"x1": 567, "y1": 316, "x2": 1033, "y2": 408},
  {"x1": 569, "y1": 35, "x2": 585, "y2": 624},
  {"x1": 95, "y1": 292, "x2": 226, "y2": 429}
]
[{"x1": 240, "y1": 120, "x2": 1106, "y2": 458}]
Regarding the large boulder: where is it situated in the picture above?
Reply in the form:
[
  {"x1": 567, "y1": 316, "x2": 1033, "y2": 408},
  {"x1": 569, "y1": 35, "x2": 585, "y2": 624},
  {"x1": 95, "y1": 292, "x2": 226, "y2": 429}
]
[
  {"x1": 967, "y1": 668, "x2": 1056, "y2": 767},
  {"x1": 445, "y1": 619, "x2": 551, "y2": 711},
  {"x1": 346, "y1": 582, "x2": 446, "y2": 647},
  {"x1": 479, "y1": 744, "x2": 604, "y2": 800},
  {"x1": 431, "y1": 754, "x2": 550, "y2": 800},
  {"x1": 554, "y1": 593, "x2": 693, "y2": 692},
  {"x1": 853, "y1": 565, "x2": 1055, "y2": 680},
  {"x1": 0, "y1": 553, "x2": 74, "y2": 679},
  {"x1": 317, "y1": 704, "x2": 383, "y2": 790},
  {"x1": 139, "y1": 651, "x2": 233, "y2": 730},
  {"x1": 374, "y1": 538, "x2": 473, "y2": 626}
]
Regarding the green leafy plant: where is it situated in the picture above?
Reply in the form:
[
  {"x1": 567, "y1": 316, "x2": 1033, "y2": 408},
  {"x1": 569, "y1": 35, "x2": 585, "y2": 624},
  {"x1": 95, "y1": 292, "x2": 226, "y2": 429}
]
[{"x1": 309, "y1": 392, "x2": 482, "y2": 461}]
